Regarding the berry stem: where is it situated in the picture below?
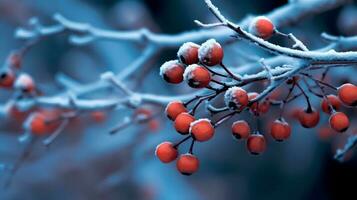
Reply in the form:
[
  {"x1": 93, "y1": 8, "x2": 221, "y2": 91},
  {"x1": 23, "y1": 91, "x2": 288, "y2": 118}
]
[
  {"x1": 280, "y1": 83, "x2": 295, "y2": 118},
  {"x1": 296, "y1": 82, "x2": 312, "y2": 111},
  {"x1": 174, "y1": 135, "x2": 191, "y2": 149},
  {"x1": 189, "y1": 139, "x2": 196, "y2": 154},
  {"x1": 219, "y1": 62, "x2": 242, "y2": 81},
  {"x1": 301, "y1": 73, "x2": 337, "y2": 90},
  {"x1": 202, "y1": 65, "x2": 229, "y2": 78},
  {"x1": 213, "y1": 112, "x2": 236, "y2": 128}
]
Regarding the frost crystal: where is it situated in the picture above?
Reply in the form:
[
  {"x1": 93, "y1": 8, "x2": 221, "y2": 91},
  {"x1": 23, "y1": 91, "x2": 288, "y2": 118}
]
[
  {"x1": 224, "y1": 87, "x2": 243, "y2": 109},
  {"x1": 198, "y1": 39, "x2": 220, "y2": 63},
  {"x1": 159, "y1": 60, "x2": 181, "y2": 78},
  {"x1": 189, "y1": 118, "x2": 211, "y2": 133},
  {"x1": 177, "y1": 42, "x2": 200, "y2": 62}
]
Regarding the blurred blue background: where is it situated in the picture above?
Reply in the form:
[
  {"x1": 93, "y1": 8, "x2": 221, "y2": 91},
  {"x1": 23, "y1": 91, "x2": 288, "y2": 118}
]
[{"x1": 0, "y1": 0, "x2": 357, "y2": 200}]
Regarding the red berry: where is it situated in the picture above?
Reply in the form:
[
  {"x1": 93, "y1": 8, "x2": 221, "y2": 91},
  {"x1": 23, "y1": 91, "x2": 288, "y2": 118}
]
[
  {"x1": 232, "y1": 120, "x2": 251, "y2": 139},
  {"x1": 270, "y1": 119, "x2": 291, "y2": 141},
  {"x1": 174, "y1": 113, "x2": 195, "y2": 135},
  {"x1": 0, "y1": 69, "x2": 15, "y2": 88},
  {"x1": 14, "y1": 73, "x2": 35, "y2": 93},
  {"x1": 189, "y1": 119, "x2": 215, "y2": 142},
  {"x1": 25, "y1": 111, "x2": 60, "y2": 136},
  {"x1": 321, "y1": 95, "x2": 341, "y2": 114},
  {"x1": 317, "y1": 126, "x2": 336, "y2": 140},
  {"x1": 248, "y1": 92, "x2": 270, "y2": 115},
  {"x1": 286, "y1": 76, "x2": 300, "y2": 85},
  {"x1": 298, "y1": 107, "x2": 320, "y2": 128},
  {"x1": 7, "y1": 52, "x2": 22, "y2": 69},
  {"x1": 165, "y1": 101, "x2": 187, "y2": 121},
  {"x1": 329, "y1": 112, "x2": 350, "y2": 132},
  {"x1": 177, "y1": 42, "x2": 200, "y2": 65},
  {"x1": 155, "y1": 141, "x2": 178, "y2": 163},
  {"x1": 247, "y1": 134, "x2": 266, "y2": 155},
  {"x1": 337, "y1": 83, "x2": 357, "y2": 106},
  {"x1": 224, "y1": 87, "x2": 249, "y2": 110},
  {"x1": 90, "y1": 111, "x2": 106, "y2": 122},
  {"x1": 176, "y1": 153, "x2": 199, "y2": 175},
  {"x1": 249, "y1": 16, "x2": 275, "y2": 40},
  {"x1": 183, "y1": 64, "x2": 211, "y2": 88},
  {"x1": 198, "y1": 39, "x2": 224, "y2": 66},
  {"x1": 160, "y1": 60, "x2": 185, "y2": 84}
]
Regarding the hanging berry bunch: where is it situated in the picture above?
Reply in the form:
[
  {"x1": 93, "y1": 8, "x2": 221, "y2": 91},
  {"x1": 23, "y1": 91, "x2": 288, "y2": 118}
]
[{"x1": 155, "y1": 0, "x2": 357, "y2": 175}]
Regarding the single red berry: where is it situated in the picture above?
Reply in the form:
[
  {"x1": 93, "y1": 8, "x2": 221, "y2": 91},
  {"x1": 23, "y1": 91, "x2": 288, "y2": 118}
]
[
  {"x1": 329, "y1": 112, "x2": 350, "y2": 133},
  {"x1": 148, "y1": 119, "x2": 160, "y2": 132},
  {"x1": 183, "y1": 64, "x2": 211, "y2": 88},
  {"x1": 298, "y1": 107, "x2": 320, "y2": 128},
  {"x1": 155, "y1": 141, "x2": 178, "y2": 163},
  {"x1": 160, "y1": 60, "x2": 185, "y2": 84},
  {"x1": 165, "y1": 101, "x2": 187, "y2": 121},
  {"x1": 337, "y1": 83, "x2": 357, "y2": 106},
  {"x1": 14, "y1": 73, "x2": 35, "y2": 93},
  {"x1": 259, "y1": 100, "x2": 270, "y2": 114},
  {"x1": 176, "y1": 153, "x2": 199, "y2": 175},
  {"x1": 174, "y1": 113, "x2": 195, "y2": 135},
  {"x1": 5, "y1": 101, "x2": 30, "y2": 122},
  {"x1": 189, "y1": 119, "x2": 215, "y2": 142},
  {"x1": 198, "y1": 39, "x2": 224, "y2": 66},
  {"x1": 247, "y1": 134, "x2": 266, "y2": 155},
  {"x1": 270, "y1": 119, "x2": 291, "y2": 141},
  {"x1": 231, "y1": 120, "x2": 251, "y2": 139},
  {"x1": 249, "y1": 16, "x2": 275, "y2": 40},
  {"x1": 0, "y1": 69, "x2": 15, "y2": 88},
  {"x1": 25, "y1": 111, "x2": 60, "y2": 136},
  {"x1": 177, "y1": 42, "x2": 200, "y2": 65},
  {"x1": 321, "y1": 95, "x2": 341, "y2": 114},
  {"x1": 7, "y1": 52, "x2": 22, "y2": 69},
  {"x1": 224, "y1": 87, "x2": 249, "y2": 110},
  {"x1": 90, "y1": 111, "x2": 106, "y2": 122},
  {"x1": 286, "y1": 76, "x2": 300, "y2": 85},
  {"x1": 318, "y1": 126, "x2": 335, "y2": 140},
  {"x1": 248, "y1": 92, "x2": 270, "y2": 115}
]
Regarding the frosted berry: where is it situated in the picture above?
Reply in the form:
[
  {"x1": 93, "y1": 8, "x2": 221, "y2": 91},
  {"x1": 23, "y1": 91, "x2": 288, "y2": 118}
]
[
  {"x1": 247, "y1": 134, "x2": 266, "y2": 155},
  {"x1": 176, "y1": 153, "x2": 199, "y2": 175},
  {"x1": 298, "y1": 107, "x2": 320, "y2": 128},
  {"x1": 14, "y1": 73, "x2": 35, "y2": 93},
  {"x1": 198, "y1": 39, "x2": 224, "y2": 66},
  {"x1": 248, "y1": 92, "x2": 270, "y2": 115},
  {"x1": 160, "y1": 60, "x2": 185, "y2": 84},
  {"x1": 165, "y1": 101, "x2": 187, "y2": 121},
  {"x1": 177, "y1": 42, "x2": 200, "y2": 65},
  {"x1": 329, "y1": 112, "x2": 350, "y2": 132},
  {"x1": 7, "y1": 52, "x2": 22, "y2": 69},
  {"x1": 155, "y1": 141, "x2": 178, "y2": 163},
  {"x1": 224, "y1": 87, "x2": 249, "y2": 110},
  {"x1": 0, "y1": 69, "x2": 15, "y2": 88},
  {"x1": 231, "y1": 120, "x2": 251, "y2": 139},
  {"x1": 25, "y1": 111, "x2": 59, "y2": 136},
  {"x1": 321, "y1": 94, "x2": 341, "y2": 114},
  {"x1": 183, "y1": 64, "x2": 211, "y2": 88},
  {"x1": 337, "y1": 83, "x2": 357, "y2": 106},
  {"x1": 174, "y1": 112, "x2": 195, "y2": 135},
  {"x1": 249, "y1": 16, "x2": 275, "y2": 40},
  {"x1": 270, "y1": 119, "x2": 291, "y2": 141},
  {"x1": 189, "y1": 119, "x2": 215, "y2": 142}
]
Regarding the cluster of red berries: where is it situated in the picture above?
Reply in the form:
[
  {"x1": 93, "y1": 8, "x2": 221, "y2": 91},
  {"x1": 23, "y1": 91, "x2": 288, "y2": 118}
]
[
  {"x1": 156, "y1": 31, "x2": 357, "y2": 175},
  {"x1": 0, "y1": 52, "x2": 36, "y2": 94},
  {"x1": 160, "y1": 39, "x2": 223, "y2": 88}
]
